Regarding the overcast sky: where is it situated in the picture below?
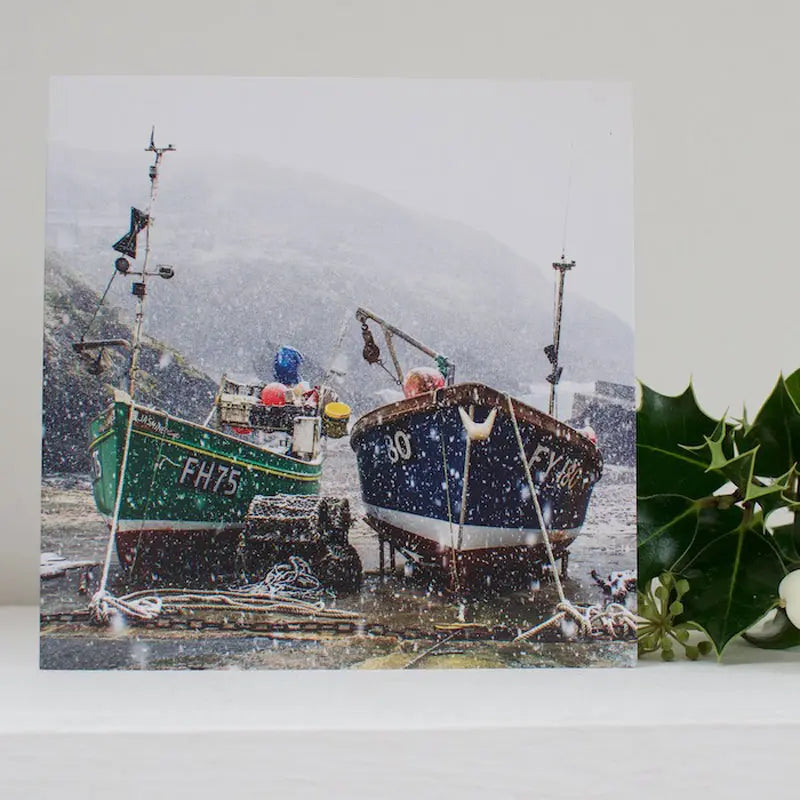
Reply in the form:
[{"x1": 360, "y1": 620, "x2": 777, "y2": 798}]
[{"x1": 49, "y1": 77, "x2": 633, "y2": 326}]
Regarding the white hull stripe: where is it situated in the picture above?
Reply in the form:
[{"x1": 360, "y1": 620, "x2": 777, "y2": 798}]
[
  {"x1": 363, "y1": 504, "x2": 581, "y2": 551},
  {"x1": 107, "y1": 518, "x2": 245, "y2": 534}
]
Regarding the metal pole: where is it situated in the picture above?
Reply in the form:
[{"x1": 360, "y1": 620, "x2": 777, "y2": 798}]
[
  {"x1": 547, "y1": 258, "x2": 575, "y2": 416},
  {"x1": 128, "y1": 130, "x2": 175, "y2": 398},
  {"x1": 383, "y1": 331, "x2": 405, "y2": 386}
]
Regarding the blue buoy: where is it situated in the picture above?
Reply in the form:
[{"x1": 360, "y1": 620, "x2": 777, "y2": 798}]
[{"x1": 273, "y1": 346, "x2": 304, "y2": 385}]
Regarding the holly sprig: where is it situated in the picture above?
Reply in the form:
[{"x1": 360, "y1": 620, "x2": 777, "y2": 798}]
[{"x1": 637, "y1": 371, "x2": 800, "y2": 658}]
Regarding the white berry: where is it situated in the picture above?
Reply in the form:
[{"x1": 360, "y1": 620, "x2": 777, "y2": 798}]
[{"x1": 778, "y1": 571, "x2": 800, "y2": 629}]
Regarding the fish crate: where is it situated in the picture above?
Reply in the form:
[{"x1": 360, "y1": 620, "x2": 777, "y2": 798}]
[
  {"x1": 217, "y1": 393, "x2": 259, "y2": 426},
  {"x1": 220, "y1": 377, "x2": 263, "y2": 398},
  {"x1": 249, "y1": 404, "x2": 307, "y2": 432},
  {"x1": 217, "y1": 393, "x2": 309, "y2": 432}
]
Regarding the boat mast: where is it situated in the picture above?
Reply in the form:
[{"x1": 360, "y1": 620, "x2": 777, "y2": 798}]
[
  {"x1": 128, "y1": 128, "x2": 176, "y2": 398},
  {"x1": 546, "y1": 255, "x2": 575, "y2": 416}
]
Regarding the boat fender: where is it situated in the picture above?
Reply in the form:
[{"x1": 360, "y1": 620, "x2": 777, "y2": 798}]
[
  {"x1": 458, "y1": 406, "x2": 497, "y2": 441},
  {"x1": 578, "y1": 425, "x2": 597, "y2": 444}
]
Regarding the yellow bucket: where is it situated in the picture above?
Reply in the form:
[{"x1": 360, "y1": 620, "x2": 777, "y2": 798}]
[{"x1": 323, "y1": 401, "x2": 351, "y2": 438}]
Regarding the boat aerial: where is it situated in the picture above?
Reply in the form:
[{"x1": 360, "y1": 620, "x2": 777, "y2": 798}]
[
  {"x1": 351, "y1": 255, "x2": 603, "y2": 592},
  {"x1": 74, "y1": 131, "x2": 358, "y2": 583}
]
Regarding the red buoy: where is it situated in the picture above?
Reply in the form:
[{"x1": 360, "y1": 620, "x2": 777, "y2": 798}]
[{"x1": 260, "y1": 382, "x2": 287, "y2": 406}]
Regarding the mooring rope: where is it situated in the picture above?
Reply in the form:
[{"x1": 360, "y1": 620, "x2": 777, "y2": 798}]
[
  {"x1": 78, "y1": 268, "x2": 119, "y2": 343},
  {"x1": 456, "y1": 405, "x2": 475, "y2": 553},
  {"x1": 514, "y1": 601, "x2": 637, "y2": 642},
  {"x1": 89, "y1": 399, "x2": 137, "y2": 623},
  {"x1": 89, "y1": 557, "x2": 361, "y2": 624},
  {"x1": 505, "y1": 394, "x2": 567, "y2": 604},
  {"x1": 504, "y1": 394, "x2": 635, "y2": 641},
  {"x1": 436, "y1": 410, "x2": 461, "y2": 593}
]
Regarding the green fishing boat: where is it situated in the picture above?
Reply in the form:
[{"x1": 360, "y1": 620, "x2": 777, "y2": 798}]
[
  {"x1": 76, "y1": 132, "x2": 343, "y2": 579},
  {"x1": 88, "y1": 388, "x2": 323, "y2": 574}
]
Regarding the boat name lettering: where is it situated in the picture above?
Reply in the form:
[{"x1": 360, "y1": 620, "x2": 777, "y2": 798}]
[
  {"x1": 385, "y1": 430, "x2": 412, "y2": 463},
  {"x1": 529, "y1": 444, "x2": 584, "y2": 490},
  {"x1": 179, "y1": 456, "x2": 241, "y2": 496},
  {"x1": 134, "y1": 411, "x2": 180, "y2": 438},
  {"x1": 557, "y1": 457, "x2": 584, "y2": 490}
]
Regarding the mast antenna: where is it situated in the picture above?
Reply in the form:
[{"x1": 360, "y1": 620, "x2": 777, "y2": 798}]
[
  {"x1": 560, "y1": 141, "x2": 575, "y2": 261},
  {"x1": 545, "y1": 148, "x2": 576, "y2": 417},
  {"x1": 127, "y1": 128, "x2": 176, "y2": 397}
]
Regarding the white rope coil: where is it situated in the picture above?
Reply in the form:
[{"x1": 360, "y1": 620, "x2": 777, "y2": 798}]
[
  {"x1": 88, "y1": 557, "x2": 360, "y2": 625},
  {"x1": 236, "y1": 556, "x2": 328, "y2": 603}
]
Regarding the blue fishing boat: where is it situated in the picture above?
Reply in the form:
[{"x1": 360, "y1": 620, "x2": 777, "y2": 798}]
[{"x1": 351, "y1": 258, "x2": 603, "y2": 590}]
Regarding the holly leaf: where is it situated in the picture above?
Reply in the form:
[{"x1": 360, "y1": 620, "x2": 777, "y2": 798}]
[
  {"x1": 679, "y1": 515, "x2": 786, "y2": 654},
  {"x1": 638, "y1": 376, "x2": 800, "y2": 654},
  {"x1": 684, "y1": 420, "x2": 794, "y2": 506},
  {"x1": 739, "y1": 375, "x2": 800, "y2": 478},
  {"x1": 750, "y1": 466, "x2": 800, "y2": 521},
  {"x1": 784, "y1": 367, "x2": 800, "y2": 409},
  {"x1": 637, "y1": 383, "x2": 726, "y2": 499},
  {"x1": 770, "y1": 522, "x2": 800, "y2": 564},
  {"x1": 638, "y1": 495, "x2": 741, "y2": 586}
]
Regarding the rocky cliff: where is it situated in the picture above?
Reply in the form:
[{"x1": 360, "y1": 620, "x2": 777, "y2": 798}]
[{"x1": 42, "y1": 256, "x2": 216, "y2": 473}]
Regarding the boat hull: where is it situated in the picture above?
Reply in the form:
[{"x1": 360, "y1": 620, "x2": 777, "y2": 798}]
[
  {"x1": 350, "y1": 383, "x2": 602, "y2": 588},
  {"x1": 88, "y1": 399, "x2": 321, "y2": 576}
]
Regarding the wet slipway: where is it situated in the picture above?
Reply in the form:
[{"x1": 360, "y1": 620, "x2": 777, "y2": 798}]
[{"x1": 39, "y1": 441, "x2": 636, "y2": 670}]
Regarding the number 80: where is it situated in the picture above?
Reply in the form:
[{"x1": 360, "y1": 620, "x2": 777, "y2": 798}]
[{"x1": 385, "y1": 430, "x2": 412, "y2": 463}]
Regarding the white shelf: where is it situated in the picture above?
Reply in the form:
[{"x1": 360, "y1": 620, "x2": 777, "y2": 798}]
[{"x1": 3, "y1": 606, "x2": 800, "y2": 798}]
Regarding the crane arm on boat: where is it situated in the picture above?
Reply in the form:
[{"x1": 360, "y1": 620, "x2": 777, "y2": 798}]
[{"x1": 355, "y1": 306, "x2": 456, "y2": 386}]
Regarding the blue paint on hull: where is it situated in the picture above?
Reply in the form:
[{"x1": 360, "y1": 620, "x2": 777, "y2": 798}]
[{"x1": 352, "y1": 386, "x2": 602, "y2": 553}]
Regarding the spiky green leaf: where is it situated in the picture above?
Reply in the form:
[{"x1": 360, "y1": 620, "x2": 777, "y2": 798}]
[
  {"x1": 684, "y1": 420, "x2": 793, "y2": 506},
  {"x1": 783, "y1": 368, "x2": 800, "y2": 409},
  {"x1": 770, "y1": 522, "x2": 800, "y2": 564},
  {"x1": 637, "y1": 495, "x2": 741, "y2": 586},
  {"x1": 740, "y1": 376, "x2": 800, "y2": 478},
  {"x1": 680, "y1": 516, "x2": 785, "y2": 653},
  {"x1": 637, "y1": 383, "x2": 725, "y2": 498}
]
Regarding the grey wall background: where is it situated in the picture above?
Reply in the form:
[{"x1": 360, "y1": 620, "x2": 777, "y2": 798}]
[{"x1": 2, "y1": 0, "x2": 799, "y2": 606}]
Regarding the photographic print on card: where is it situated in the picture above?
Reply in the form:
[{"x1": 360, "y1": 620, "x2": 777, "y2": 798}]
[{"x1": 40, "y1": 77, "x2": 636, "y2": 669}]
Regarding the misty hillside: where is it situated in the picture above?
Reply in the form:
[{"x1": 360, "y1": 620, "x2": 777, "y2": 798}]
[
  {"x1": 43, "y1": 256, "x2": 216, "y2": 472},
  {"x1": 45, "y1": 146, "x2": 633, "y2": 412}
]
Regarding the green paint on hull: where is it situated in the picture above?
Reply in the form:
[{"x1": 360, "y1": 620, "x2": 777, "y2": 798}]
[{"x1": 88, "y1": 401, "x2": 321, "y2": 531}]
